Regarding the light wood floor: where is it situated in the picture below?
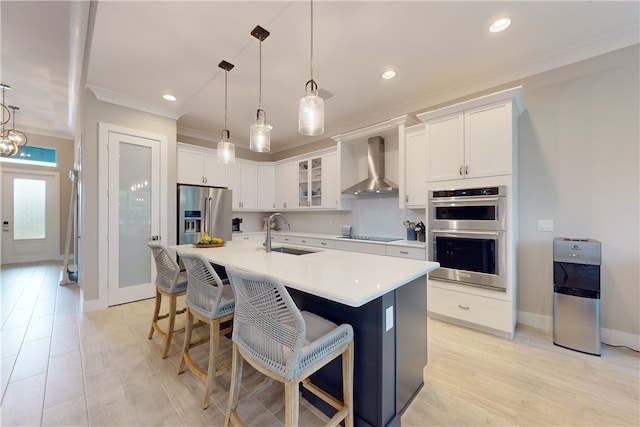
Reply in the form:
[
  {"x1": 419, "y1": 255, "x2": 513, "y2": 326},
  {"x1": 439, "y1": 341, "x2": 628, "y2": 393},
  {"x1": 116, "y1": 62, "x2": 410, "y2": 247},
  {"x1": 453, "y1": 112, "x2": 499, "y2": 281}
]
[{"x1": 1, "y1": 262, "x2": 638, "y2": 426}]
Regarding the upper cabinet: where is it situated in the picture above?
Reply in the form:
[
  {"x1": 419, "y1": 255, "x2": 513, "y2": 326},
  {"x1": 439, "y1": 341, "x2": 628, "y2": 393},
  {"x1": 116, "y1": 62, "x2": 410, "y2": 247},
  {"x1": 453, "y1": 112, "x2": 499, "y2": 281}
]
[
  {"x1": 402, "y1": 124, "x2": 428, "y2": 208},
  {"x1": 275, "y1": 162, "x2": 297, "y2": 210},
  {"x1": 177, "y1": 143, "x2": 227, "y2": 187},
  {"x1": 417, "y1": 86, "x2": 525, "y2": 183},
  {"x1": 227, "y1": 160, "x2": 258, "y2": 210},
  {"x1": 297, "y1": 156, "x2": 323, "y2": 208},
  {"x1": 257, "y1": 164, "x2": 276, "y2": 210}
]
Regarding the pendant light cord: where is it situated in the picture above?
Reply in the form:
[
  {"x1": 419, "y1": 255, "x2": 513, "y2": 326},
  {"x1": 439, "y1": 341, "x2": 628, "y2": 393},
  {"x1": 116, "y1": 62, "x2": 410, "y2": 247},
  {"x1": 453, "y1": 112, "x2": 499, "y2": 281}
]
[
  {"x1": 224, "y1": 70, "x2": 228, "y2": 130},
  {"x1": 258, "y1": 39, "x2": 262, "y2": 109},
  {"x1": 310, "y1": 0, "x2": 314, "y2": 82}
]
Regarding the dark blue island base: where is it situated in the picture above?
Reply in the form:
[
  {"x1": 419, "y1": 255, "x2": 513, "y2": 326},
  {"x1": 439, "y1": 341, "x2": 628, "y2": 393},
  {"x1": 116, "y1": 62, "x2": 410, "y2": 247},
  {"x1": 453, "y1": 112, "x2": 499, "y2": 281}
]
[{"x1": 287, "y1": 274, "x2": 428, "y2": 427}]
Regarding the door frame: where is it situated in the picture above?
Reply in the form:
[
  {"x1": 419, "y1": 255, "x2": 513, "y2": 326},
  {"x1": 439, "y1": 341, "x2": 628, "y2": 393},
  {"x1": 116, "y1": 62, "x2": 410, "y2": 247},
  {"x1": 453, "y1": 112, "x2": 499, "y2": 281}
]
[
  {"x1": 97, "y1": 122, "x2": 168, "y2": 308},
  {"x1": 1, "y1": 168, "x2": 60, "y2": 264}
]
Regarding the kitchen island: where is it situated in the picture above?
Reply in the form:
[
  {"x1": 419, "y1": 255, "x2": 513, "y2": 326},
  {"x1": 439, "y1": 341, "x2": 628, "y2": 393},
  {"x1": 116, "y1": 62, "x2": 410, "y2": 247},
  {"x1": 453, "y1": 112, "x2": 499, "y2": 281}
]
[{"x1": 173, "y1": 240, "x2": 439, "y2": 427}]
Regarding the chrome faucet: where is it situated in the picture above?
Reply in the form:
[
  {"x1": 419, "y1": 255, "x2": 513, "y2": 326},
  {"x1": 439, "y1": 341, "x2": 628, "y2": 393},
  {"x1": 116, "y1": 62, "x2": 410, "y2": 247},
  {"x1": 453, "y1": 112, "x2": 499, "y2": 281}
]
[{"x1": 264, "y1": 212, "x2": 291, "y2": 252}]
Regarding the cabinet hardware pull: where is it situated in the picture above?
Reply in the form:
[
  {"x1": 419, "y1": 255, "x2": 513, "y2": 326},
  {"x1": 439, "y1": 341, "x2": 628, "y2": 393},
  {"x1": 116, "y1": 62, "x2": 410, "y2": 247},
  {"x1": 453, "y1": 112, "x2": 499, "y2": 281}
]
[
  {"x1": 457, "y1": 304, "x2": 470, "y2": 310},
  {"x1": 400, "y1": 250, "x2": 409, "y2": 254},
  {"x1": 465, "y1": 165, "x2": 469, "y2": 175},
  {"x1": 405, "y1": 195, "x2": 409, "y2": 203},
  {"x1": 321, "y1": 242, "x2": 326, "y2": 246},
  {"x1": 301, "y1": 240, "x2": 307, "y2": 243},
  {"x1": 459, "y1": 166, "x2": 463, "y2": 176}
]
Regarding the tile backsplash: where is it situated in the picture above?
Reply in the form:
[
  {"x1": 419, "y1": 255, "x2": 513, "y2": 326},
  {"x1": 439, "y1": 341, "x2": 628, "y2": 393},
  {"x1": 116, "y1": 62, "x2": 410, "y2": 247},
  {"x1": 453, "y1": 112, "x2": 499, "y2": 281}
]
[{"x1": 234, "y1": 194, "x2": 425, "y2": 238}]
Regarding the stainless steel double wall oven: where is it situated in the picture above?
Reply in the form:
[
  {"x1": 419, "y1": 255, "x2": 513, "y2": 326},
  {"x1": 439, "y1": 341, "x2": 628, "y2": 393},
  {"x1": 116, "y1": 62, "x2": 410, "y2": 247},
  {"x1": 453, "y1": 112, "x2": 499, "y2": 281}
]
[{"x1": 428, "y1": 186, "x2": 507, "y2": 290}]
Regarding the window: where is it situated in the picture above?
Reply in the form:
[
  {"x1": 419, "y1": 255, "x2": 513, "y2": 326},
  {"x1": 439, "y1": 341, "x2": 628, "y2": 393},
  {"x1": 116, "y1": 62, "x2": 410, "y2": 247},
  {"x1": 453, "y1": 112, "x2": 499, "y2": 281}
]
[
  {"x1": 0, "y1": 146, "x2": 57, "y2": 167},
  {"x1": 13, "y1": 178, "x2": 47, "y2": 239}
]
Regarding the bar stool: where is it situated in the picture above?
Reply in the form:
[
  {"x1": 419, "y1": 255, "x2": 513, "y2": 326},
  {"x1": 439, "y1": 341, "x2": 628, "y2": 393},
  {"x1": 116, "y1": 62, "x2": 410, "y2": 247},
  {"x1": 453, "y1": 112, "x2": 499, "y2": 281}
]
[
  {"x1": 224, "y1": 266, "x2": 354, "y2": 427},
  {"x1": 178, "y1": 253, "x2": 235, "y2": 409},
  {"x1": 147, "y1": 243, "x2": 188, "y2": 359}
]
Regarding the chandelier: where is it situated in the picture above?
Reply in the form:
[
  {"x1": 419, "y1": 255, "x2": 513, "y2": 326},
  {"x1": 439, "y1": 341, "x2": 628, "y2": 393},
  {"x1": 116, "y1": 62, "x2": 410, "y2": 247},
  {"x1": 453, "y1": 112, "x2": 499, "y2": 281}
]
[{"x1": 0, "y1": 84, "x2": 28, "y2": 158}]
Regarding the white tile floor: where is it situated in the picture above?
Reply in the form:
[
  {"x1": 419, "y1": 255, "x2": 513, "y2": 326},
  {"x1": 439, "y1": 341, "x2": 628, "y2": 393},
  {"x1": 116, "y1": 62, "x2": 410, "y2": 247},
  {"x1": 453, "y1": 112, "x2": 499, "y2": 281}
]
[{"x1": 2, "y1": 261, "x2": 639, "y2": 426}]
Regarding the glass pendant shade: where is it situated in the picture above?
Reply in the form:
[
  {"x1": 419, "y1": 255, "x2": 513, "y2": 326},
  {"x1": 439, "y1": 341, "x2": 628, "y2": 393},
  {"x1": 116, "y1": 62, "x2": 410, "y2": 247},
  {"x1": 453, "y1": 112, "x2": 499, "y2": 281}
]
[
  {"x1": 298, "y1": 80, "x2": 324, "y2": 136},
  {"x1": 249, "y1": 109, "x2": 271, "y2": 152},
  {"x1": 217, "y1": 130, "x2": 235, "y2": 164},
  {"x1": 217, "y1": 61, "x2": 235, "y2": 164}
]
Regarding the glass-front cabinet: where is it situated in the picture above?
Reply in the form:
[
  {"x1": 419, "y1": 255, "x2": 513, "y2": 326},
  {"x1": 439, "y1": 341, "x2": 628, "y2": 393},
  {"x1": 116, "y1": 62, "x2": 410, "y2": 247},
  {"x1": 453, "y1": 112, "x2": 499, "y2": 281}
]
[{"x1": 298, "y1": 157, "x2": 322, "y2": 207}]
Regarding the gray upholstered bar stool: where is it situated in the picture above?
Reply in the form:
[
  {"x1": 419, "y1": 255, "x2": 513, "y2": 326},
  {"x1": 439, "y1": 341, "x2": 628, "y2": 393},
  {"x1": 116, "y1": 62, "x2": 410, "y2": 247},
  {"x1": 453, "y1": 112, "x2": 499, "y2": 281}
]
[
  {"x1": 224, "y1": 266, "x2": 355, "y2": 427},
  {"x1": 147, "y1": 243, "x2": 188, "y2": 359},
  {"x1": 178, "y1": 253, "x2": 235, "y2": 409}
]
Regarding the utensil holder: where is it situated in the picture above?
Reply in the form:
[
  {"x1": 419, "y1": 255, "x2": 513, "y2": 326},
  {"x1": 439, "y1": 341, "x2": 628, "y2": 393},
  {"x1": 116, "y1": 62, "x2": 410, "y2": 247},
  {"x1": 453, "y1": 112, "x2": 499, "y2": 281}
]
[{"x1": 406, "y1": 229, "x2": 417, "y2": 241}]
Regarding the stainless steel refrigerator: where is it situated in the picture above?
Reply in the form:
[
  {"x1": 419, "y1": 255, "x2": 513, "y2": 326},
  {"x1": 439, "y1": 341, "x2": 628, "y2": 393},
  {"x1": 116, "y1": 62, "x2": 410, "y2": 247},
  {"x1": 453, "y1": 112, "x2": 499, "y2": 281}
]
[{"x1": 177, "y1": 184, "x2": 232, "y2": 245}]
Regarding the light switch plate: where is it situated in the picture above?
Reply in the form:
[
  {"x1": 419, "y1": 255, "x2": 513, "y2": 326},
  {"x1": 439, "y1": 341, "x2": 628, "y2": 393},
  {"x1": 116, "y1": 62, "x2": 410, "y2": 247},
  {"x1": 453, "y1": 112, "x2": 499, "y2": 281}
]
[
  {"x1": 385, "y1": 306, "x2": 394, "y2": 331},
  {"x1": 538, "y1": 219, "x2": 554, "y2": 232}
]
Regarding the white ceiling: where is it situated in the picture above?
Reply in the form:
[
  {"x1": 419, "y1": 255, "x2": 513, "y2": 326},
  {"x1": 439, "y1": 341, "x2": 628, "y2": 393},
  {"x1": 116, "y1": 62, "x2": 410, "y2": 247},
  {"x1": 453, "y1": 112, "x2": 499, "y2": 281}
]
[{"x1": 1, "y1": 1, "x2": 638, "y2": 153}]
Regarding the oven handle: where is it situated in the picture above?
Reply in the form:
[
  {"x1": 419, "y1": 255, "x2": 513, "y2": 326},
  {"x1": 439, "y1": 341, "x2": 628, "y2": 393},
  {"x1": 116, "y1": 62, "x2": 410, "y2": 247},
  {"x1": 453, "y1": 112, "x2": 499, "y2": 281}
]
[
  {"x1": 430, "y1": 230, "x2": 503, "y2": 238},
  {"x1": 430, "y1": 197, "x2": 502, "y2": 205}
]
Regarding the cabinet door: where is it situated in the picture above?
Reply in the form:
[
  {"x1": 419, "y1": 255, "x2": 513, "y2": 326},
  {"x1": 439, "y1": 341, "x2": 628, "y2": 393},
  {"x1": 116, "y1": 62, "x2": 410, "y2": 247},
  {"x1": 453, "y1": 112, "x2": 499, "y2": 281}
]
[
  {"x1": 405, "y1": 125, "x2": 427, "y2": 206},
  {"x1": 298, "y1": 159, "x2": 310, "y2": 207},
  {"x1": 203, "y1": 152, "x2": 227, "y2": 187},
  {"x1": 227, "y1": 163, "x2": 240, "y2": 208},
  {"x1": 275, "y1": 162, "x2": 297, "y2": 209},
  {"x1": 322, "y1": 152, "x2": 339, "y2": 208},
  {"x1": 257, "y1": 164, "x2": 276, "y2": 210},
  {"x1": 425, "y1": 113, "x2": 464, "y2": 182},
  {"x1": 177, "y1": 147, "x2": 205, "y2": 185},
  {"x1": 464, "y1": 101, "x2": 513, "y2": 178},
  {"x1": 239, "y1": 162, "x2": 258, "y2": 210},
  {"x1": 309, "y1": 157, "x2": 322, "y2": 207}
]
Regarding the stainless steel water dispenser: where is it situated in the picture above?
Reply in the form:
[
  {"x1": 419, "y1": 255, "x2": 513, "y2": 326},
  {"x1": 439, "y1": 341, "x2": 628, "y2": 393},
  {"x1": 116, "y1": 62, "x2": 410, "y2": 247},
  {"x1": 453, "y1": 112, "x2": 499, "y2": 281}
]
[{"x1": 553, "y1": 238, "x2": 601, "y2": 356}]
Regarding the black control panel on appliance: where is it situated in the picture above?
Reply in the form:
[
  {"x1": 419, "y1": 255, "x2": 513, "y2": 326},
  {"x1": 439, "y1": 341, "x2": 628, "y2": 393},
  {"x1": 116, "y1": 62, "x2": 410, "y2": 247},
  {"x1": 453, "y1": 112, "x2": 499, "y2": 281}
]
[{"x1": 432, "y1": 187, "x2": 501, "y2": 198}]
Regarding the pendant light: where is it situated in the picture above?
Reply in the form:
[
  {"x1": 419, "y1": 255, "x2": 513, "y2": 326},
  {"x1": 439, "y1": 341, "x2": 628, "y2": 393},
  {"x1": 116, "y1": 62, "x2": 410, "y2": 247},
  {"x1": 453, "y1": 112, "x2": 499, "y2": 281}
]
[
  {"x1": 5, "y1": 106, "x2": 28, "y2": 149},
  {"x1": 249, "y1": 25, "x2": 272, "y2": 153},
  {"x1": 217, "y1": 60, "x2": 235, "y2": 164},
  {"x1": 298, "y1": 0, "x2": 324, "y2": 136},
  {"x1": 0, "y1": 84, "x2": 18, "y2": 158}
]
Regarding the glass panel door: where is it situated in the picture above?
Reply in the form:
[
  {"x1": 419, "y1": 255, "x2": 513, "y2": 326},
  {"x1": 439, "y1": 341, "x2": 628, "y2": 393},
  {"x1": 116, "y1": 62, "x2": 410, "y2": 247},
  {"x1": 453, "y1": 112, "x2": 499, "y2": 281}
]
[
  {"x1": 118, "y1": 142, "x2": 152, "y2": 288},
  {"x1": 107, "y1": 131, "x2": 159, "y2": 306}
]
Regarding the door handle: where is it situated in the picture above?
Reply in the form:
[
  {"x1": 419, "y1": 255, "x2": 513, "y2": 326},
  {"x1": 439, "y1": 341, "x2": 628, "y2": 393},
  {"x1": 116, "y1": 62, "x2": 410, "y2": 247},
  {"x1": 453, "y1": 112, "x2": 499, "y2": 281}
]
[{"x1": 149, "y1": 235, "x2": 160, "y2": 241}]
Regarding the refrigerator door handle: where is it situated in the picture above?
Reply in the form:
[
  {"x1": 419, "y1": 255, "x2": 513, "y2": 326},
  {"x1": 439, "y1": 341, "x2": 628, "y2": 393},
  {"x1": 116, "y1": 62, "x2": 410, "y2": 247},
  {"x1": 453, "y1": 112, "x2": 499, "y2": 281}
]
[{"x1": 203, "y1": 196, "x2": 212, "y2": 235}]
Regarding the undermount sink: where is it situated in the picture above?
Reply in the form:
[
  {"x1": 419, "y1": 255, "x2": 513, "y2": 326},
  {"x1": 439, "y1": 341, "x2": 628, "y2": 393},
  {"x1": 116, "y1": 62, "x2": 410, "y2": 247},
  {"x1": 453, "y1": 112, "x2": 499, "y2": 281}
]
[{"x1": 270, "y1": 247, "x2": 316, "y2": 255}]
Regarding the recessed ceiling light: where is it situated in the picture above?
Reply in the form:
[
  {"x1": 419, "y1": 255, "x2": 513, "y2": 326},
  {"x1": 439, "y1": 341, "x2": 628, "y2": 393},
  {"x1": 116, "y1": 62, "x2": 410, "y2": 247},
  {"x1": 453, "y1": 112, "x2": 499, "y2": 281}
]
[
  {"x1": 381, "y1": 70, "x2": 396, "y2": 80},
  {"x1": 163, "y1": 94, "x2": 176, "y2": 101},
  {"x1": 489, "y1": 18, "x2": 511, "y2": 33}
]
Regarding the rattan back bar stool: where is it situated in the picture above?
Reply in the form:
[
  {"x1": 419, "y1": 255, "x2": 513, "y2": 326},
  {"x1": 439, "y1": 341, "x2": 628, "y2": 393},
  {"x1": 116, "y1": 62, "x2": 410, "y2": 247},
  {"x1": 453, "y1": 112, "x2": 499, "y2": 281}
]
[
  {"x1": 148, "y1": 243, "x2": 188, "y2": 359},
  {"x1": 224, "y1": 266, "x2": 354, "y2": 427},
  {"x1": 178, "y1": 253, "x2": 235, "y2": 409}
]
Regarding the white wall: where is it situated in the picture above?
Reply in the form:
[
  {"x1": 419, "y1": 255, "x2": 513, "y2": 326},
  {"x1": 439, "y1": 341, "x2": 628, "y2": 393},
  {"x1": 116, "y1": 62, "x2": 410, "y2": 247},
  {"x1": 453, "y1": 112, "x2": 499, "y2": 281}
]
[
  {"x1": 517, "y1": 46, "x2": 639, "y2": 338},
  {"x1": 79, "y1": 89, "x2": 177, "y2": 303}
]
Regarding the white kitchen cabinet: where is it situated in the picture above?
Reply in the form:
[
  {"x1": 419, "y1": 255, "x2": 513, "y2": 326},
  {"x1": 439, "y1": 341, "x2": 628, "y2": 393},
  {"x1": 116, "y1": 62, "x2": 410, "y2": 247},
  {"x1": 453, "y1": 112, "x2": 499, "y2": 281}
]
[
  {"x1": 257, "y1": 164, "x2": 276, "y2": 210},
  {"x1": 297, "y1": 156, "x2": 323, "y2": 208},
  {"x1": 321, "y1": 152, "x2": 340, "y2": 209},
  {"x1": 177, "y1": 143, "x2": 227, "y2": 186},
  {"x1": 417, "y1": 87, "x2": 524, "y2": 183},
  {"x1": 427, "y1": 281, "x2": 514, "y2": 338},
  {"x1": 275, "y1": 162, "x2": 297, "y2": 210},
  {"x1": 227, "y1": 160, "x2": 258, "y2": 210},
  {"x1": 402, "y1": 124, "x2": 428, "y2": 207},
  {"x1": 334, "y1": 240, "x2": 386, "y2": 255},
  {"x1": 385, "y1": 244, "x2": 426, "y2": 261}
]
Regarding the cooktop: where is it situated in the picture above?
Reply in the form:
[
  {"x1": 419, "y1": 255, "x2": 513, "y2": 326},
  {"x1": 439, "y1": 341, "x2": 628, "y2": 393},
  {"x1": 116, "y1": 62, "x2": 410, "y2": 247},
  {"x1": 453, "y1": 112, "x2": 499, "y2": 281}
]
[{"x1": 337, "y1": 235, "x2": 401, "y2": 242}]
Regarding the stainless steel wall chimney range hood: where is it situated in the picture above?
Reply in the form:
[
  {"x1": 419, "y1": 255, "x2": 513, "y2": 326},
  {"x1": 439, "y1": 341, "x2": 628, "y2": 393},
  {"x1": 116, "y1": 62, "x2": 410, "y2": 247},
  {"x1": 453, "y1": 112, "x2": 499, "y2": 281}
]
[{"x1": 342, "y1": 136, "x2": 399, "y2": 195}]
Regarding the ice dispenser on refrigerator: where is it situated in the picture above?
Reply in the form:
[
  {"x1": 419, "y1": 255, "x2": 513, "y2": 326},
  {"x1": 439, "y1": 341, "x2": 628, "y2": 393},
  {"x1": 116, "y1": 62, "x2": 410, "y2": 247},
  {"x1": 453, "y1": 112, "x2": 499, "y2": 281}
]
[{"x1": 553, "y1": 238, "x2": 601, "y2": 356}]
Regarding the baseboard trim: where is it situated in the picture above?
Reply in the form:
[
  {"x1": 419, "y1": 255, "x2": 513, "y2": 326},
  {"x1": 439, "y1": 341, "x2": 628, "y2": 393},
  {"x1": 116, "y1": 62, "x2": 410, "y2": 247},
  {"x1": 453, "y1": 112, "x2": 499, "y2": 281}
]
[{"x1": 517, "y1": 310, "x2": 639, "y2": 352}]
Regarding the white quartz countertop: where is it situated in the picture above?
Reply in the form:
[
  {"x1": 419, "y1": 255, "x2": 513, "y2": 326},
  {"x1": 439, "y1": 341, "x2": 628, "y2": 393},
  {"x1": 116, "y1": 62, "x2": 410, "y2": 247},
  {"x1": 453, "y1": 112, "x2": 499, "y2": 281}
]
[
  {"x1": 173, "y1": 240, "x2": 438, "y2": 307},
  {"x1": 233, "y1": 230, "x2": 427, "y2": 248}
]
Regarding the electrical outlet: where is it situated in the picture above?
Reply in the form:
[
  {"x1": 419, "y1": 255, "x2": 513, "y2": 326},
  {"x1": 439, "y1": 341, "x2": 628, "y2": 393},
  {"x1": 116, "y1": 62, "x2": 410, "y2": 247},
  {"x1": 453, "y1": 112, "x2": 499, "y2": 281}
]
[{"x1": 538, "y1": 219, "x2": 554, "y2": 232}]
